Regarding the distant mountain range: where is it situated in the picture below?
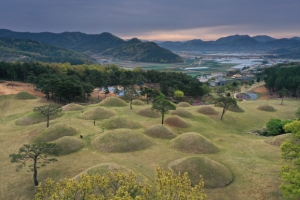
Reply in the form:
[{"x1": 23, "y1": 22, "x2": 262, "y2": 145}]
[
  {"x1": 0, "y1": 29, "x2": 183, "y2": 63},
  {"x1": 0, "y1": 37, "x2": 93, "y2": 64},
  {"x1": 158, "y1": 34, "x2": 300, "y2": 58}
]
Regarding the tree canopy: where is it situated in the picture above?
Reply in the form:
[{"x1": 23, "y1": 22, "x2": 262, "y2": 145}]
[
  {"x1": 9, "y1": 143, "x2": 58, "y2": 186},
  {"x1": 33, "y1": 104, "x2": 62, "y2": 127},
  {"x1": 152, "y1": 93, "x2": 176, "y2": 124},
  {"x1": 215, "y1": 94, "x2": 237, "y2": 120},
  {"x1": 35, "y1": 167, "x2": 207, "y2": 200},
  {"x1": 280, "y1": 120, "x2": 300, "y2": 199}
]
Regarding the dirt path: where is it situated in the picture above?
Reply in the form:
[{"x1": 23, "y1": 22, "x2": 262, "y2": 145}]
[{"x1": 0, "y1": 81, "x2": 44, "y2": 97}]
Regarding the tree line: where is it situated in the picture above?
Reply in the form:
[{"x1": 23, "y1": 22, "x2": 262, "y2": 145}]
[
  {"x1": 262, "y1": 62, "x2": 300, "y2": 97},
  {"x1": 0, "y1": 61, "x2": 208, "y2": 103}
]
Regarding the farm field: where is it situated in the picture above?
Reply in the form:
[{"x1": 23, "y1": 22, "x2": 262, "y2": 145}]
[
  {"x1": 0, "y1": 85, "x2": 299, "y2": 199},
  {"x1": 112, "y1": 60, "x2": 236, "y2": 77}
]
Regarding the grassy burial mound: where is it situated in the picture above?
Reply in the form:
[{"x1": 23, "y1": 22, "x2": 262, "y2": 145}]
[
  {"x1": 74, "y1": 163, "x2": 146, "y2": 183},
  {"x1": 62, "y1": 103, "x2": 85, "y2": 111},
  {"x1": 196, "y1": 106, "x2": 218, "y2": 115},
  {"x1": 137, "y1": 107, "x2": 160, "y2": 118},
  {"x1": 168, "y1": 156, "x2": 233, "y2": 188},
  {"x1": 264, "y1": 133, "x2": 296, "y2": 146},
  {"x1": 228, "y1": 105, "x2": 245, "y2": 113},
  {"x1": 257, "y1": 104, "x2": 276, "y2": 112},
  {"x1": 79, "y1": 107, "x2": 117, "y2": 120},
  {"x1": 170, "y1": 108, "x2": 193, "y2": 118},
  {"x1": 177, "y1": 102, "x2": 192, "y2": 107},
  {"x1": 132, "y1": 99, "x2": 145, "y2": 105},
  {"x1": 15, "y1": 111, "x2": 62, "y2": 126},
  {"x1": 144, "y1": 124, "x2": 177, "y2": 139},
  {"x1": 170, "y1": 132, "x2": 219, "y2": 154},
  {"x1": 33, "y1": 124, "x2": 78, "y2": 143},
  {"x1": 165, "y1": 115, "x2": 190, "y2": 128},
  {"x1": 99, "y1": 97, "x2": 127, "y2": 107},
  {"x1": 92, "y1": 129, "x2": 153, "y2": 153},
  {"x1": 52, "y1": 136, "x2": 84, "y2": 155},
  {"x1": 102, "y1": 116, "x2": 142, "y2": 129},
  {"x1": 14, "y1": 91, "x2": 36, "y2": 100}
]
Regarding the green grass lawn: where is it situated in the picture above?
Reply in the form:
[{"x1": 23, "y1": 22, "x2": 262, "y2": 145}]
[{"x1": 1, "y1": 94, "x2": 299, "y2": 199}]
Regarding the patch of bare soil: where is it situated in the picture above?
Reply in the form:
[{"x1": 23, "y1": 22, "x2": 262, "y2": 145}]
[
  {"x1": 252, "y1": 86, "x2": 273, "y2": 100},
  {"x1": 0, "y1": 81, "x2": 44, "y2": 97},
  {"x1": 90, "y1": 88, "x2": 117, "y2": 100}
]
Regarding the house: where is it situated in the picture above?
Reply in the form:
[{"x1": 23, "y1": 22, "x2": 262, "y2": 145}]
[{"x1": 209, "y1": 74, "x2": 254, "y2": 87}]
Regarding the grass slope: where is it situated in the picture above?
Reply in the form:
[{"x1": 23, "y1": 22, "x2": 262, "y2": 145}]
[
  {"x1": 170, "y1": 132, "x2": 219, "y2": 154},
  {"x1": 14, "y1": 92, "x2": 36, "y2": 100},
  {"x1": 15, "y1": 111, "x2": 63, "y2": 126},
  {"x1": 197, "y1": 106, "x2": 218, "y2": 115},
  {"x1": 170, "y1": 108, "x2": 193, "y2": 118},
  {"x1": 137, "y1": 107, "x2": 161, "y2": 118},
  {"x1": 165, "y1": 115, "x2": 190, "y2": 128},
  {"x1": 79, "y1": 107, "x2": 116, "y2": 120},
  {"x1": 177, "y1": 102, "x2": 192, "y2": 107},
  {"x1": 52, "y1": 136, "x2": 84, "y2": 155},
  {"x1": 257, "y1": 104, "x2": 276, "y2": 112},
  {"x1": 103, "y1": 116, "x2": 142, "y2": 129},
  {"x1": 2, "y1": 94, "x2": 299, "y2": 200},
  {"x1": 62, "y1": 103, "x2": 85, "y2": 111},
  {"x1": 92, "y1": 129, "x2": 153, "y2": 152},
  {"x1": 168, "y1": 156, "x2": 233, "y2": 188},
  {"x1": 33, "y1": 124, "x2": 78, "y2": 143},
  {"x1": 99, "y1": 97, "x2": 127, "y2": 107},
  {"x1": 145, "y1": 124, "x2": 177, "y2": 139}
]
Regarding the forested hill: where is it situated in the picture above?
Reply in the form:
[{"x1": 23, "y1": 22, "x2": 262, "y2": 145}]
[
  {"x1": 0, "y1": 29, "x2": 183, "y2": 63},
  {"x1": 0, "y1": 37, "x2": 93, "y2": 64},
  {"x1": 102, "y1": 40, "x2": 183, "y2": 63}
]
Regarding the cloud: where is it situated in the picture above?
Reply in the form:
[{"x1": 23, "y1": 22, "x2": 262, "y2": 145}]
[{"x1": 0, "y1": 0, "x2": 299, "y2": 40}]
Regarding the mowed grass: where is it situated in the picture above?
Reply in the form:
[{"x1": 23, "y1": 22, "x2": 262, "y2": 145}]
[
  {"x1": 62, "y1": 103, "x2": 85, "y2": 111},
  {"x1": 79, "y1": 107, "x2": 117, "y2": 120},
  {"x1": 170, "y1": 132, "x2": 219, "y2": 154},
  {"x1": 168, "y1": 156, "x2": 233, "y2": 188},
  {"x1": 1, "y1": 93, "x2": 300, "y2": 200},
  {"x1": 92, "y1": 129, "x2": 153, "y2": 152},
  {"x1": 33, "y1": 124, "x2": 79, "y2": 143},
  {"x1": 14, "y1": 91, "x2": 36, "y2": 100},
  {"x1": 52, "y1": 136, "x2": 84, "y2": 155}
]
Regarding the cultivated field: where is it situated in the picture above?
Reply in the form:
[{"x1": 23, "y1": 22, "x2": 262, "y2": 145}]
[{"x1": 0, "y1": 84, "x2": 299, "y2": 199}]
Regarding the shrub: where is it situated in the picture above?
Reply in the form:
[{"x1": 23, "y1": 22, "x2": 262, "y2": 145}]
[{"x1": 265, "y1": 119, "x2": 293, "y2": 136}]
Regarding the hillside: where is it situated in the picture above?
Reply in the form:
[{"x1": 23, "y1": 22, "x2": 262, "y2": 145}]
[
  {"x1": 0, "y1": 37, "x2": 93, "y2": 64},
  {"x1": 0, "y1": 81, "x2": 298, "y2": 199},
  {"x1": 102, "y1": 40, "x2": 183, "y2": 63},
  {"x1": 0, "y1": 29, "x2": 183, "y2": 63}
]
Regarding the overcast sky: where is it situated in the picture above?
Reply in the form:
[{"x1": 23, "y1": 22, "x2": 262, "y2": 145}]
[{"x1": 1, "y1": 0, "x2": 299, "y2": 41}]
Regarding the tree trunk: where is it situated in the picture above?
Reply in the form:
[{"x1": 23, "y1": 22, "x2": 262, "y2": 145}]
[
  {"x1": 130, "y1": 98, "x2": 133, "y2": 109},
  {"x1": 33, "y1": 158, "x2": 39, "y2": 186},
  {"x1": 47, "y1": 115, "x2": 49, "y2": 128},
  {"x1": 220, "y1": 108, "x2": 225, "y2": 120},
  {"x1": 161, "y1": 112, "x2": 164, "y2": 124}
]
